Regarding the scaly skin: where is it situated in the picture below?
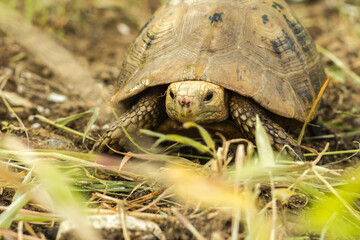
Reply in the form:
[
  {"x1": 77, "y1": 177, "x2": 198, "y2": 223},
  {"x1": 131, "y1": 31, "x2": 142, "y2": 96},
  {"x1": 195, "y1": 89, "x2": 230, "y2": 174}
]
[
  {"x1": 229, "y1": 93, "x2": 304, "y2": 160},
  {"x1": 92, "y1": 89, "x2": 166, "y2": 153}
]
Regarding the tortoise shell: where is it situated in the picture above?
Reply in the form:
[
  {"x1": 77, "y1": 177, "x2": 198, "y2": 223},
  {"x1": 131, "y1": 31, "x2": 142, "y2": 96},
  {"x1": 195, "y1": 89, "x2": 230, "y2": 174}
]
[{"x1": 112, "y1": 0, "x2": 326, "y2": 122}]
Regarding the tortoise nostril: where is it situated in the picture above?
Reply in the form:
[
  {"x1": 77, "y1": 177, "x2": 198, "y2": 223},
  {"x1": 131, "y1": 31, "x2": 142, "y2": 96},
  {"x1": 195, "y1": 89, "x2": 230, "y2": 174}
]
[
  {"x1": 181, "y1": 101, "x2": 191, "y2": 107},
  {"x1": 178, "y1": 96, "x2": 192, "y2": 108}
]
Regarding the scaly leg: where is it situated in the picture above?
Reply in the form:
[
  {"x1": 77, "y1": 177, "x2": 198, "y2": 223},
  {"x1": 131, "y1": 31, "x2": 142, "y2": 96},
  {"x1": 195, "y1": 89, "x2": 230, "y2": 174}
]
[
  {"x1": 229, "y1": 94, "x2": 304, "y2": 160},
  {"x1": 93, "y1": 89, "x2": 167, "y2": 153}
]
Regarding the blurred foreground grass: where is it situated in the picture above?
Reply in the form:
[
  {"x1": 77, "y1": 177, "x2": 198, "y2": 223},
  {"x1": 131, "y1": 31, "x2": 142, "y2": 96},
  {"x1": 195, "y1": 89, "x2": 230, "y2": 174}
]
[{"x1": 0, "y1": 121, "x2": 360, "y2": 239}]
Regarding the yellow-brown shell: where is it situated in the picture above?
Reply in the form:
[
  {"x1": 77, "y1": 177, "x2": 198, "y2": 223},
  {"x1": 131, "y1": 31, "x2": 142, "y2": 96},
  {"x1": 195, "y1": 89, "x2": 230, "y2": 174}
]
[{"x1": 112, "y1": 0, "x2": 326, "y2": 122}]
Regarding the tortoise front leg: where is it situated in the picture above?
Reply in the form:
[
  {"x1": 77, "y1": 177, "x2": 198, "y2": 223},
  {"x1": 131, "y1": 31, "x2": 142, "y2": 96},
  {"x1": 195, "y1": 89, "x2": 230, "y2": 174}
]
[
  {"x1": 93, "y1": 89, "x2": 167, "y2": 153},
  {"x1": 229, "y1": 94, "x2": 304, "y2": 160}
]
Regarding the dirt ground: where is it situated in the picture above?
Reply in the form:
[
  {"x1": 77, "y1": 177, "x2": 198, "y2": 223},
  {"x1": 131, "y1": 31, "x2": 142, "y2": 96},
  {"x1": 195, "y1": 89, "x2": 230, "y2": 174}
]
[{"x1": 1, "y1": 0, "x2": 360, "y2": 239}]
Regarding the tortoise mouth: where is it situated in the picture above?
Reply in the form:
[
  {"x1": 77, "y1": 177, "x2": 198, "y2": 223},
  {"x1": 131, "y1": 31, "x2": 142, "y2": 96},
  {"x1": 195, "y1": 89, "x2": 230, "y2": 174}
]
[
  {"x1": 172, "y1": 110, "x2": 226, "y2": 124},
  {"x1": 166, "y1": 102, "x2": 229, "y2": 124}
]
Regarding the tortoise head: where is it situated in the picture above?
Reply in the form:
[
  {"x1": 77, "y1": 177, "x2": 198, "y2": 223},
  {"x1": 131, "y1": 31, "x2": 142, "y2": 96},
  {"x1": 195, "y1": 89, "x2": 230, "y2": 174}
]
[{"x1": 165, "y1": 81, "x2": 229, "y2": 124}]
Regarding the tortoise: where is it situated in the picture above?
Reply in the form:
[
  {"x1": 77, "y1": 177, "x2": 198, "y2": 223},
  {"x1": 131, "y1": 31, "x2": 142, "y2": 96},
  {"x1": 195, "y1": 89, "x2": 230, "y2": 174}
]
[{"x1": 94, "y1": 0, "x2": 326, "y2": 158}]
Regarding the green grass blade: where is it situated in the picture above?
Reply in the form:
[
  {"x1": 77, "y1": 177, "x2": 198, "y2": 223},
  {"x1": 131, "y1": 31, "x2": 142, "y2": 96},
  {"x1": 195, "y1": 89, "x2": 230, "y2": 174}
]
[
  {"x1": 0, "y1": 185, "x2": 36, "y2": 229},
  {"x1": 83, "y1": 107, "x2": 99, "y2": 143},
  {"x1": 183, "y1": 122, "x2": 216, "y2": 155},
  {"x1": 141, "y1": 129, "x2": 210, "y2": 153},
  {"x1": 35, "y1": 114, "x2": 96, "y2": 142},
  {"x1": 13, "y1": 169, "x2": 33, "y2": 201},
  {"x1": 55, "y1": 108, "x2": 98, "y2": 126}
]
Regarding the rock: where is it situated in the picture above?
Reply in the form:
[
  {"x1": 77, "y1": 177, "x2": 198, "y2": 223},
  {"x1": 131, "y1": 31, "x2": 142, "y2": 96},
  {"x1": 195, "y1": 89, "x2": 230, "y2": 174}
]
[{"x1": 56, "y1": 215, "x2": 165, "y2": 240}]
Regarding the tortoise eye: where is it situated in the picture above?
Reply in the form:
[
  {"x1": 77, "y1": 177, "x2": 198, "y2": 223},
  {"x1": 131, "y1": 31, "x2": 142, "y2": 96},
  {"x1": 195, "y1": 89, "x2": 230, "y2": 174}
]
[
  {"x1": 169, "y1": 90, "x2": 175, "y2": 99},
  {"x1": 204, "y1": 91, "x2": 213, "y2": 101}
]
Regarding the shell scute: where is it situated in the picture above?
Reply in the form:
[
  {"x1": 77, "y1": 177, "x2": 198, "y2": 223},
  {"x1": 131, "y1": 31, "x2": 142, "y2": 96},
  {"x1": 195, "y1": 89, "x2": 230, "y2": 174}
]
[{"x1": 112, "y1": 0, "x2": 326, "y2": 122}]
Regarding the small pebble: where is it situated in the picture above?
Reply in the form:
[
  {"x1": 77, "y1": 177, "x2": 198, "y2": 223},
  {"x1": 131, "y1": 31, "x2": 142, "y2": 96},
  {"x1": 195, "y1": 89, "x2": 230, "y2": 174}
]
[
  {"x1": 44, "y1": 108, "x2": 51, "y2": 115},
  {"x1": 31, "y1": 123, "x2": 41, "y2": 129},
  {"x1": 117, "y1": 22, "x2": 131, "y2": 35},
  {"x1": 68, "y1": 83, "x2": 74, "y2": 90},
  {"x1": 353, "y1": 118, "x2": 360, "y2": 127},
  {"x1": 102, "y1": 124, "x2": 110, "y2": 130},
  {"x1": 37, "y1": 105, "x2": 45, "y2": 113},
  {"x1": 4, "y1": 68, "x2": 14, "y2": 75},
  {"x1": 17, "y1": 85, "x2": 24, "y2": 93},
  {"x1": 47, "y1": 139, "x2": 66, "y2": 148},
  {"x1": 91, "y1": 124, "x2": 99, "y2": 130},
  {"x1": 28, "y1": 115, "x2": 35, "y2": 121},
  {"x1": 24, "y1": 72, "x2": 32, "y2": 78},
  {"x1": 47, "y1": 92, "x2": 69, "y2": 103}
]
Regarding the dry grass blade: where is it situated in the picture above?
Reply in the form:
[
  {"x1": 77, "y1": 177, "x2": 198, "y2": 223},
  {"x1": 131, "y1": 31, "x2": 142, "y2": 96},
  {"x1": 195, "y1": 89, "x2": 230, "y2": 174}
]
[
  {"x1": 0, "y1": 89, "x2": 29, "y2": 147},
  {"x1": 172, "y1": 208, "x2": 206, "y2": 240},
  {"x1": 128, "y1": 189, "x2": 164, "y2": 204},
  {"x1": 135, "y1": 187, "x2": 174, "y2": 213},
  {"x1": 298, "y1": 77, "x2": 330, "y2": 145}
]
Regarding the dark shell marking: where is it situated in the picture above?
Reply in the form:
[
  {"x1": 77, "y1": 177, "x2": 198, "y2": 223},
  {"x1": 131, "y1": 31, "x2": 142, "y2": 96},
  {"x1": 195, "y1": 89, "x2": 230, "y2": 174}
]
[
  {"x1": 209, "y1": 12, "x2": 224, "y2": 24},
  {"x1": 262, "y1": 14, "x2": 269, "y2": 24}
]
